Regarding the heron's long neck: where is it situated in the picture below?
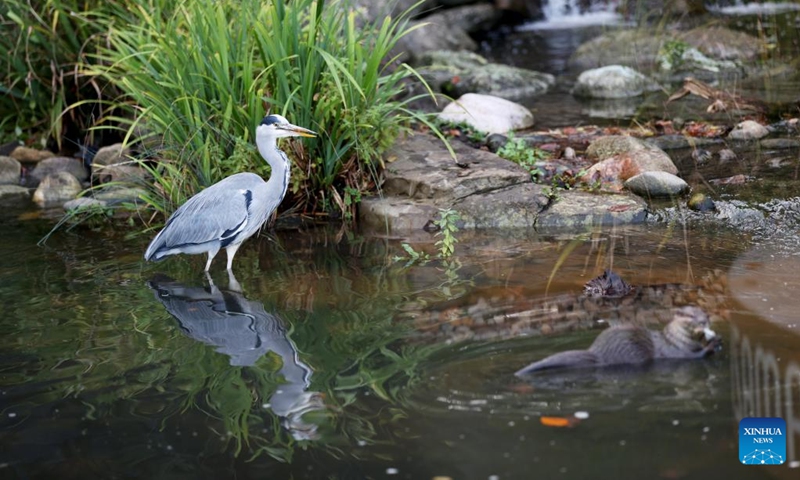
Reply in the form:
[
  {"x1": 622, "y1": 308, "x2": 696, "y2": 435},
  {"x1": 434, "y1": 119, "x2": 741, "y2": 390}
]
[{"x1": 257, "y1": 135, "x2": 291, "y2": 203}]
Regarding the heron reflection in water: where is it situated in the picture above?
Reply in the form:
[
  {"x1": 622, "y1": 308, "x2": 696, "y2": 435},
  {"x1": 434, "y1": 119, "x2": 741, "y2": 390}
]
[{"x1": 148, "y1": 271, "x2": 325, "y2": 440}]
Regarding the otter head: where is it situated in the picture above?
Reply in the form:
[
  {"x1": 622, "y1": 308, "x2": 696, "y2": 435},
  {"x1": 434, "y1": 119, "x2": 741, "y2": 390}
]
[{"x1": 666, "y1": 306, "x2": 718, "y2": 351}]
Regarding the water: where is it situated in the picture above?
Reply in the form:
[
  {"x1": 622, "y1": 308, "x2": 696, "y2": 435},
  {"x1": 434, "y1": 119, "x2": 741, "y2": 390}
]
[
  {"x1": 1, "y1": 204, "x2": 799, "y2": 478},
  {"x1": 477, "y1": 2, "x2": 800, "y2": 129}
]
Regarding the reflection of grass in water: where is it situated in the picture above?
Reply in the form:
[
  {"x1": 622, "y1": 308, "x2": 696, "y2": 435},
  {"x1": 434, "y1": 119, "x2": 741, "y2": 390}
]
[{"x1": 2, "y1": 236, "x2": 447, "y2": 464}]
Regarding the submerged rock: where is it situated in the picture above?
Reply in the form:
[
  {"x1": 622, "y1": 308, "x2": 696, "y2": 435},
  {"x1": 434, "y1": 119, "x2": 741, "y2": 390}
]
[
  {"x1": 437, "y1": 93, "x2": 534, "y2": 134},
  {"x1": 572, "y1": 65, "x2": 660, "y2": 99},
  {"x1": 0, "y1": 184, "x2": 30, "y2": 203}
]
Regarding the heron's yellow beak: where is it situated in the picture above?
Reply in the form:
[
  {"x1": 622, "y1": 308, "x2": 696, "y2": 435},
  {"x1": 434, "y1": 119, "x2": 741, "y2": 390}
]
[{"x1": 284, "y1": 124, "x2": 317, "y2": 137}]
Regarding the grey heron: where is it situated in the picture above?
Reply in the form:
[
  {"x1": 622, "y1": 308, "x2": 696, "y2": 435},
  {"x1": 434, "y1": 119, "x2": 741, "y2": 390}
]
[{"x1": 144, "y1": 114, "x2": 316, "y2": 271}]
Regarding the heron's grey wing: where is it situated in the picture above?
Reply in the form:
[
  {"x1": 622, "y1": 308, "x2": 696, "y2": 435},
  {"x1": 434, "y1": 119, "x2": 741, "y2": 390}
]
[{"x1": 145, "y1": 173, "x2": 265, "y2": 258}]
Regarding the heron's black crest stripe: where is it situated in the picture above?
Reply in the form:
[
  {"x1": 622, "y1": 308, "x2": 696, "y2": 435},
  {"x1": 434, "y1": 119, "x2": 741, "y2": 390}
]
[{"x1": 260, "y1": 115, "x2": 280, "y2": 126}]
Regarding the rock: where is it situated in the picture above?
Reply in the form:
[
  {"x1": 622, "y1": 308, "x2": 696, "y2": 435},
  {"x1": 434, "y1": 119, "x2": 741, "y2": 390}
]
[
  {"x1": 0, "y1": 185, "x2": 30, "y2": 203},
  {"x1": 382, "y1": 132, "x2": 530, "y2": 201},
  {"x1": 728, "y1": 120, "x2": 769, "y2": 140},
  {"x1": 64, "y1": 197, "x2": 106, "y2": 212},
  {"x1": 678, "y1": 26, "x2": 761, "y2": 62},
  {"x1": 645, "y1": 135, "x2": 722, "y2": 150},
  {"x1": 92, "y1": 143, "x2": 130, "y2": 166},
  {"x1": 0, "y1": 156, "x2": 21, "y2": 185},
  {"x1": 569, "y1": 26, "x2": 760, "y2": 79},
  {"x1": 569, "y1": 30, "x2": 666, "y2": 71},
  {"x1": 10, "y1": 146, "x2": 55, "y2": 163},
  {"x1": 485, "y1": 133, "x2": 508, "y2": 152},
  {"x1": 759, "y1": 138, "x2": 800, "y2": 149},
  {"x1": 434, "y1": 3, "x2": 501, "y2": 33},
  {"x1": 28, "y1": 157, "x2": 89, "y2": 187},
  {"x1": 718, "y1": 149, "x2": 737, "y2": 163},
  {"x1": 395, "y1": 17, "x2": 476, "y2": 64},
  {"x1": 657, "y1": 43, "x2": 740, "y2": 82},
  {"x1": 583, "y1": 137, "x2": 678, "y2": 192},
  {"x1": 351, "y1": 0, "x2": 436, "y2": 23},
  {"x1": 94, "y1": 187, "x2": 147, "y2": 204},
  {"x1": 587, "y1": 136, "x2": 678, "y2": 173},
  {"x1": 572, "y1": 65, "x2": 660, "y2": 99},
  {"x1": 359, "y1": 198, "x2": 440, "y2": 231},
  {"x1": 420, "y1": 50, "x2": 554, "y2": 100},
  {"x1": 624, "y1": 171, "x2": 690, "y2": 198},
  {"x1": 456, "y1": 183, "x2": 547, "y2": 229},
  {"x1": 32, "y1": 172, "x2": 83, "y2": 207},
  {"x1": 688, "y1": 193, "x2": 716, "y2": 212},
  {"x1": 537, "y1": 192, "x2": 647, "y2": 228},
  {"x1": 92, "y1": 164, "x2": 149, "y2": 184},
  {"x1": 437, "y1": 93, "x2": 534, "y2": 135}
]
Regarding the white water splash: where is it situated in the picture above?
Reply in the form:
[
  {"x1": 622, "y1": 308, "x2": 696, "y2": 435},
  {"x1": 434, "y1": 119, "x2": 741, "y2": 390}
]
[
  {"x1": 710, "y1": 1, "x2": 800, "y2": 15},
  {"x1": 517, "y1": 0, "x2": 624, "y2": 31}
]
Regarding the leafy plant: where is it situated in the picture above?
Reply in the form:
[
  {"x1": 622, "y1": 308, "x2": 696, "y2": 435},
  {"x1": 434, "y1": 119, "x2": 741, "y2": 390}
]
[
  {"x1": 0, "y1": 0, "x2": 168, "y2": 147},
  {"x1": 434, "y1": 208, "x2": 460, "y2": 259},
  {"x1": 93, "y1": 0, "x2": 438, "y2": 223},
  {"x1": 394, "y1": 208, "x2": 461, "y2": 264},
  {"x1": 496, "y1": 134, "x2": 549, "y2": 180}
]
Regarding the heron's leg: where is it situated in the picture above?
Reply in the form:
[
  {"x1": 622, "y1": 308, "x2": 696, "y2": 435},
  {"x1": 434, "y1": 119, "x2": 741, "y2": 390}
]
[
  {"x1": 205, "y1": 245, "x2": 220, "y2": 272},
  {"x1": 225, "y1": 243, "x2": 242, "y2": 271}
]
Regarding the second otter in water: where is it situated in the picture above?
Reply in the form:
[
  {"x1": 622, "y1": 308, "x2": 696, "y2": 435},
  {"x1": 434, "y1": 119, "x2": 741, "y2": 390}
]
[{"x1": 515, "y1": 306, "x2": 720, "y2": 376}]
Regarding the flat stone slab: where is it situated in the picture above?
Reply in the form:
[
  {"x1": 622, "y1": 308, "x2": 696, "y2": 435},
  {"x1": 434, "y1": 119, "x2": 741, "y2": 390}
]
[
  {"x1": 537, "y1": 192, "x2": 648, "y2": 228},
  {"x1": 382, "y1": 132, "x2": 530, "y2": 202},
  {"x1": 362, "y1": 133, "x2": 650, "y2": 232}
]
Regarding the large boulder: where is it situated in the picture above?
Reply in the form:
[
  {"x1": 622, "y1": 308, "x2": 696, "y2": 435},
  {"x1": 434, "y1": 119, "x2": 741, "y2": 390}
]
[
  {"x1": 437, "y1": 93, "x2": 534, "y2": 135},
  {"x1": 419, "y1": 50, "x2": 554, "y2": 100},
  {"x1": 569, "y1": 26, "x2": 761, "y2": 78},
  {"x1": 678, "y1": 26, "x2": 761, "y2": 62},
  {"x1": 572, "y1": 65, "x2": 660, "y2": 99},
  {"x1": 32, "y1": 172, "x2": 83, "y2": 207},
  {"x1": 569, "y1": 30, "x2": 666, "y2": 72},
  {"x1": 0, "y1": 156, "x2": 21, "y2": 185},
  {"x1": 29, "y1": 157, "x2": 88, "y2": 187}
]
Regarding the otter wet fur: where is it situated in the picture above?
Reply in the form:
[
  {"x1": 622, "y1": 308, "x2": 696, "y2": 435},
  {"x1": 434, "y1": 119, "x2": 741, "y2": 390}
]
[
  {"x1": 584, "y1": 269, "x2": 633, "y2": 298},
  {"x1": 515, "y1": 306, "x2": 721, "y2": 376}
]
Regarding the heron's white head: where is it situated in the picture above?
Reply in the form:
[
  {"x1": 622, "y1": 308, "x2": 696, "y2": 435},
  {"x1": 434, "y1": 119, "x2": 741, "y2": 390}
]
[{"x1": 256, "y1": 114, "x2": 317, "y2": 140}]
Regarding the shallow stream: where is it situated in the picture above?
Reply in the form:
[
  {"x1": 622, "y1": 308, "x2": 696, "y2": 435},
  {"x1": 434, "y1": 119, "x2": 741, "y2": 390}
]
[{"x1": 1, "y1": 205, "x2": 799, "y2": 478}]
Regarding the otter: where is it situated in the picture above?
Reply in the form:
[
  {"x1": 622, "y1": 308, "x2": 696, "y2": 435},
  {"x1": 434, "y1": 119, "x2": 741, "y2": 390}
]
[
  {"x1": 583, "y1": 269, "x2": 633, "y2": 297},
  {"x1": 515, "y1": 306, "x2": 721, "y2": 376}
]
